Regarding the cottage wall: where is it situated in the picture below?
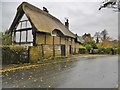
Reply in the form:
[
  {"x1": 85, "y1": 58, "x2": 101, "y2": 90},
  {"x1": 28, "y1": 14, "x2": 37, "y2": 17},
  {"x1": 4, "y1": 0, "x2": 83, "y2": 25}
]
[
  {"x1": 35, "y1": 32, "x2": 80, "y2": 54},
  {"x1": 46, "y1": 34, "x2": 53, "y2": 44},
  {"x1": 28, "y1": 32, "x2": 81, "y2": 62},
  {"x1": 43, "y1": 45, "x2": 53, "y2": 59},
  {"x1": 61, "y1": 37, "x2": 65, "y2": 44},
  {"x1": 36, "y1": 33, "x2": 45, "y2": 44}
]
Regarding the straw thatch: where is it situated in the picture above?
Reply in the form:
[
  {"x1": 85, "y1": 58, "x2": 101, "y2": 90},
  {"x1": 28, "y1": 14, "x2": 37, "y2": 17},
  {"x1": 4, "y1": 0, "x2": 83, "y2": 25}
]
[{"x1": 9, "y1": 2, "x2": 76, "y2": 38}]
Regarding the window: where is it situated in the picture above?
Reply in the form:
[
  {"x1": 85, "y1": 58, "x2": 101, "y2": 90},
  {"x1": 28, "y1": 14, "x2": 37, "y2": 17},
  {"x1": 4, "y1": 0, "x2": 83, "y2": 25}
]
[
  {"x1": 13, "y1": 14, "x2": 33, "y2": 45},
  {"x1": 21, "y1": 31, "x2": 26, "y2": 42},
  {"x1": 27, "y1": 30, "x2": 33, "y2": 42},
  {"x1": 16, "y1": 32, "x2": 20, "y2": 42},
  {"x1": 16, "y1": 14, "x2": 32, "y2": 30}
]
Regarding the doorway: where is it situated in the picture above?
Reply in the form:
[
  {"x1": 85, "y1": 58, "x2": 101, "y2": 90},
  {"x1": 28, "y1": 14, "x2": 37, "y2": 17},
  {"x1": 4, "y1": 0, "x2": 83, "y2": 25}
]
[{"x1": 61, "y1": 45, "x2": 66, "y2": 56}]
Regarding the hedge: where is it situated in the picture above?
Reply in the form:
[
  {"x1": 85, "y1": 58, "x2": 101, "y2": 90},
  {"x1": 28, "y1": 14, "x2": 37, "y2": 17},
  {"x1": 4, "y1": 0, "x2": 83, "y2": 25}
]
[{"x1": 2, "y1": 45, "x2": 29, "y2": 64}]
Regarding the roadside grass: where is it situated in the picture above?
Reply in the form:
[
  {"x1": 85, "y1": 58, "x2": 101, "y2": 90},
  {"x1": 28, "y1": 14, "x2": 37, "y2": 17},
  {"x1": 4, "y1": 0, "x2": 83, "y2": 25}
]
[
  {"x1": 1, "y1": 54, "x2": 110, "y2": 73},
  {"x1": 1, "y1": 56, "x2": 77, "y2": 73}
]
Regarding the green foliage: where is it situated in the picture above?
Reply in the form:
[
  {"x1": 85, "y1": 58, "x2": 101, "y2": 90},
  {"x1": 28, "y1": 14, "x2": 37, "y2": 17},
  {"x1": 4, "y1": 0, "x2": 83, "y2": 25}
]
[
  {"x1": 79, "y1": 48, "x2": 86, "y2": 54},
  {"x1": 0, "y1": 32, "x2": 3, "y2": 39},
  {"x1": 2, "y1": 45, "x2": 28, "y2": 64},
  {"x1": 84, "y1": 41, "x2": 97, "y2": 49},
  {"x1": 2, "y1": 31, "x2": 12, "y2": 45},
  {"x1": 9, "y1": 45, "x2": 27, "y2": 51},
  {"x1": 93, "y1": 49, "x2": 99, "y2": 54},
  {"x1": 118, "y1": 47, "x2": 120, "y2": 55},
  {"x1": 84, "y1": 41, "x2": 97, "y2": 53},
  {"x1": 105, "y1": 48, "x2": 112, "y2": 54},
  {"x1": 85, "y1": 44, "x2": 92, "y2": 51}
]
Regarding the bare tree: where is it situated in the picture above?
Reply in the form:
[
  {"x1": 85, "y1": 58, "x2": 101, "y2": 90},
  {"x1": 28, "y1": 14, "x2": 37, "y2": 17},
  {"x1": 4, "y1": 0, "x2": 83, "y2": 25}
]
[
  {"x1": 99, "y1": 0, "x2": 120, "y2": 12},
  {"x1": 100, "y1": 29, "x2": 111, "y2": 41},
  {"x1": 94, "y1": 32, "x2": 101, "y2": 43}
]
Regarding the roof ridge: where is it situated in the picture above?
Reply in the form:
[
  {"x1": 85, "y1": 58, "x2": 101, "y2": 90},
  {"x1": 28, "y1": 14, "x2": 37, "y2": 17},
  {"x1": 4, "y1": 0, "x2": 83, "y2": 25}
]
[
  {"x1": 9, "y1": 2, "x2": 76, "y2": 38},
  {"x1": 19, "y1": 2, "x2": 62, "y2": 25}
]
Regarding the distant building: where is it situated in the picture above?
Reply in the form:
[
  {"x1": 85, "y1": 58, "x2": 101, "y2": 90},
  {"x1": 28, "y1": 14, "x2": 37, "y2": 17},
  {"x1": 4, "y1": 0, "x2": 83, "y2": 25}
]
[{"x1": 82, "y1": 33, "x2": 93, "y2": 43}]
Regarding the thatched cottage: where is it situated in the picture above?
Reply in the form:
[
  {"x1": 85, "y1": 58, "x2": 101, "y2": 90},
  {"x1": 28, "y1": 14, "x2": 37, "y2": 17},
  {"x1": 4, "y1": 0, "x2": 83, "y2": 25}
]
[{"x1": 9, "y1": 2, "x2": 82, "y2": 60}]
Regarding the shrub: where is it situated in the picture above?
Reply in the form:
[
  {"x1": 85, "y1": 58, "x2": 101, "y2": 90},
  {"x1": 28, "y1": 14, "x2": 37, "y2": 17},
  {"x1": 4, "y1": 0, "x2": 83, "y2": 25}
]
[
  {"x1": 2, "y1": 45, "x2": 29, "y2": 64},
  {"x1": 105, "y1": 48, "x2": 112, "y2": 54},
  {"x1": 93, "y1": 49, "x2": 99, "y2": 54},
  {"x1": 118, "y1": 47, "x2": 120, "y2": 55},
  {"x1": 79, "y1": 48, "x2": 86, "y2": 54},
  {"x1": 98, "y1": 47, "x2": 106, "y2": 54},
  {"x1": 114, "y1": 48, "x2": 118, "y2": 54}
]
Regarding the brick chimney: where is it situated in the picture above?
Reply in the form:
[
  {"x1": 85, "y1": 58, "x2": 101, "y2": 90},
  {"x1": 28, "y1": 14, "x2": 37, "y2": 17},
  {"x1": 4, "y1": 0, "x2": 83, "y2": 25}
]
[
  {"x1": 43, "y1": 7, "x2": 49, "y2": 13},
  {"x1": 65, "y1": 18, "x2": 69, "y2": 29}
]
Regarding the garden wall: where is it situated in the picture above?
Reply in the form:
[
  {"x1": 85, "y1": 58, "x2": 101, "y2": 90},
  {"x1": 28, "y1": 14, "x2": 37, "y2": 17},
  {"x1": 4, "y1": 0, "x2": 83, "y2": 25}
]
[{"x1": 29, "y1": 45, "x2": 61, "y2": 63}]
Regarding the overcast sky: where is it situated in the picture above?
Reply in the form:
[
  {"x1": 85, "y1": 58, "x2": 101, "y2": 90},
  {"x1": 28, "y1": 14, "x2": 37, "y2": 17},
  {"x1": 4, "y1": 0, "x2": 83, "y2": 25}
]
[{"x1": 0, "y1": 0, "x2": 118, "y2": 39}]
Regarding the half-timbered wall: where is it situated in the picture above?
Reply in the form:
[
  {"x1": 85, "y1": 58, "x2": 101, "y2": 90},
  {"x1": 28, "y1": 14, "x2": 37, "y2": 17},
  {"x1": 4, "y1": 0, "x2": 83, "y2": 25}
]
[{"x1": 12, "y1": 14, "x2": 33, "y2": 46}]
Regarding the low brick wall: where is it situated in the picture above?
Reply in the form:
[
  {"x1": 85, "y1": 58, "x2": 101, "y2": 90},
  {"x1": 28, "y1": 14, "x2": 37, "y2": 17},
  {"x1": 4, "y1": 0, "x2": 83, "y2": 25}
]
[
  {"x1": 29, "y1": 46, "x2": 42, "y2": 63},
  {"x1": 43, "y1": 45, "x2": 53, "y2": 59},
  {"x1": 55, "y1": 45, "x2": 61, "y2": 57},
  {"x1": 29, "y1": 45, "x2": 61, "y2": 63},
  {"x1": 2, "y1": 44, "x2": 83, "y2": 64}
]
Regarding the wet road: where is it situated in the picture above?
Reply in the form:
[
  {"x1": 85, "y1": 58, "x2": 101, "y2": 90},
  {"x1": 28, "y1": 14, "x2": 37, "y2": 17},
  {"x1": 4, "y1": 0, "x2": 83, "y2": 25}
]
[{"x1": 2, "y1": 55, "x2": 118, "y2": 88}]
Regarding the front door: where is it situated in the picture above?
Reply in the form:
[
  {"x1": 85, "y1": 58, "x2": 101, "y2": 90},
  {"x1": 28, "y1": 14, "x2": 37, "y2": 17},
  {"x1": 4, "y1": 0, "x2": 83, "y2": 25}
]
[
  {"x1": 69, "y1": 45, "x2": 72, "y2": 54},
  {"x1": 61, "y1": 45, "x2": 66, "y2": 56}
]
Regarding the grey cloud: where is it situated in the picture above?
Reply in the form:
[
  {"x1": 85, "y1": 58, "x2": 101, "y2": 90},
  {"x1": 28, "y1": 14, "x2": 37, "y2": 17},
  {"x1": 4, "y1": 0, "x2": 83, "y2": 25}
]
[{"x1": 1, "y1": 1, "x2": 118, "y2": 39}]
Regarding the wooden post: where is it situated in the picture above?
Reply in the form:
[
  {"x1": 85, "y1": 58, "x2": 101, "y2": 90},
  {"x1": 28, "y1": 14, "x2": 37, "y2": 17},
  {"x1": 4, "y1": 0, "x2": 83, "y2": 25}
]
[
  {"x1": 53, "y1": 36, "x2": 55, "y2": 58},
  {"x1": 27, "y1": 46, "x2": 29, "y2": 63},
  {"x1": 19, "y1": 22, "x2": 22, "y2": 45},
  {"x1": 65, "y1": 37, "x2": 67, "y2": 56},
  {"x1": 20, "y1": 22, "x2": 22, "y2": 29},
  {"x1": 41, "y1": 44, "x2": 44, "y2": 59},
  {"x1": 44, "y1": 33, "x2": 46, "y2": 44},
  {"x1": 26, "y1": 30, "x2": 28, "y2": 42},
  {"x1": 13, "y1": 30, "x2": 16, "y2": 44},
  {"x1": 32, "y1": 28, "x2": 36, "y2": 46}
]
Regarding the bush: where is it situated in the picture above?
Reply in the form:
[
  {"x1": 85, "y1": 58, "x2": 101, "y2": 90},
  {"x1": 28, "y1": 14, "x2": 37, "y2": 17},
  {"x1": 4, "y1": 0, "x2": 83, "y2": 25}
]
[
  {"x1": 79, "y1": 48, "x2": 86, "y2": 54},
  {"x1": 93, "y1": 49, "x2": 99, "y2": 54},
  {"x1": 2, "y1": 45, "x2": 29, "y2": 65},
  {"x1": 98, "y1": 48, "x2": 106, "y2": 54},
  {"x1": 97, "y1": 47, "x2": 117, "y2": 55},
  {"x1": 114, "y1": 48, "x2": 118, "y2": 54},
  {"x1": 105, "y1": 48, "x2": 112, "y2": 54},
  {"x1": 118, "y1": 48, "x2": 120, "y2": 55}
]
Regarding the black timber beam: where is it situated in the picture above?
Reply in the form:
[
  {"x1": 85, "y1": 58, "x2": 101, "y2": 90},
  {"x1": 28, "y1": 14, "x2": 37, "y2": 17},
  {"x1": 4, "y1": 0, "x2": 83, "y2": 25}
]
[
  {"x1": 14, "y1": 41, "x2": 33, "y2": 44},
  {"x1": 15, "y1": 28, "x2": 32, "y2": 32}
]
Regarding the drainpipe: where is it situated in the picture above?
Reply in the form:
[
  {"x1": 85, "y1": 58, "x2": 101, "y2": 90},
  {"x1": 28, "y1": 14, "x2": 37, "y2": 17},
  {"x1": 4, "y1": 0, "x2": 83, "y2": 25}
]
[{"x1": 53, "y1": 36, "x2": 55, "y2": 58}]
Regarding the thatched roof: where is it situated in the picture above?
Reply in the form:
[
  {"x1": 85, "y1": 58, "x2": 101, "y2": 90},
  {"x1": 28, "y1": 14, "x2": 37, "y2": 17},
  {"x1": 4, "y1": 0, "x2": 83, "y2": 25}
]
[{"x1": 9, "y1": 2, "x2": 76, "y2": 38}]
